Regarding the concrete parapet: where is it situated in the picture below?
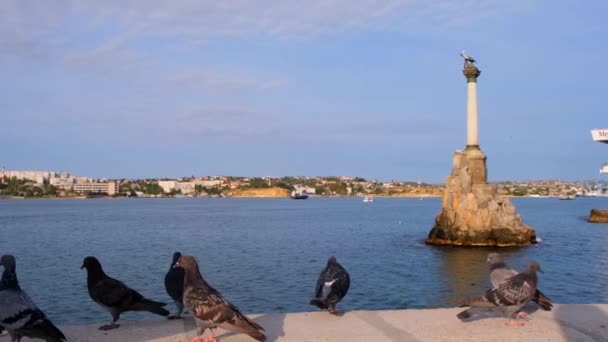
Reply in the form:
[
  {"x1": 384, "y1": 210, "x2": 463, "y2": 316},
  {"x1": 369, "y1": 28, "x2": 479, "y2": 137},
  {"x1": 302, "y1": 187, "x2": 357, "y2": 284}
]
[{"x1": 2, "y1": 305, "x2": 607, "y2": 341}]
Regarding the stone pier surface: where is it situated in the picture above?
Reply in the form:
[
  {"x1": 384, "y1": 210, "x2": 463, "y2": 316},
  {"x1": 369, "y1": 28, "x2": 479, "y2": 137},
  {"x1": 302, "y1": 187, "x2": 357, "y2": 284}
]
[
  {"x1": 2, "y1": 304, "x2": 607, "y2": 341},
  {"x1": 589, "y1": 209, "x2": 608, "y2": 223}
]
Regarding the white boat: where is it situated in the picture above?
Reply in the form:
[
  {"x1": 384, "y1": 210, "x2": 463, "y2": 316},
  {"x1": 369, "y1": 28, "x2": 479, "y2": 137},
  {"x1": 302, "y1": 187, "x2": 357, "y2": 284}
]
[{"x1": 363, "y1": 196, "x2": 374, "y2": 203}]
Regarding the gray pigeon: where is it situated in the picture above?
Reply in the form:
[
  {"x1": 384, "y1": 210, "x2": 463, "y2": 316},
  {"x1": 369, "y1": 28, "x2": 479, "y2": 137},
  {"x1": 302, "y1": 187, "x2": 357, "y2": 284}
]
[
  {"x1": 486, "y1": 253, "x2": 552, "y2": 310},
  {"x1": 458, "y1": 261, "x2": 543, "y2": 326},
  {"x1": 81, "y1": 256, "x2": 169, "y2": 330},
  {"x1": 310, "y1": 256, "x2": 350, "y2": 315},
  {"x1": 0, "y1": 255, "x2": 66, "y2": 342},
  {"x1": 164, "y1": 252, "x2": 185, "y2": 319},
  {"x1": 175, "y1": 255, "x2": 266, "y2": 342}
]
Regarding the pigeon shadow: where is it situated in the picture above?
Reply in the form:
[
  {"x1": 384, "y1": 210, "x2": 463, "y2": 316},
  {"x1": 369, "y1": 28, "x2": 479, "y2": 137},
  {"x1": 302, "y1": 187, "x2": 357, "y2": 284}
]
[
  {"x1": 217, "y1": 313, "x2": 286, "y2": 342},
  {"x1": 555, "y1": 304, "x2": 608, "y2": 342},
  {"x1": 457, "y1": 302, "x2": 541, "y2": 323}
]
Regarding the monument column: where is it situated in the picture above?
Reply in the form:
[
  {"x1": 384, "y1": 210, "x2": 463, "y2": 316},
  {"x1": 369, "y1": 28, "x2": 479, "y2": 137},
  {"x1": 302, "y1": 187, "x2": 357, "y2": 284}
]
[
  {"x1": 425, "y1": 52, "x2": 535, "y2": 247},
  {"x1": 462, "y1": 61, "x2": 486, "y2": 185},
  {"x1": 465, "y1": 65, "x2": 480, "y2": 146}
]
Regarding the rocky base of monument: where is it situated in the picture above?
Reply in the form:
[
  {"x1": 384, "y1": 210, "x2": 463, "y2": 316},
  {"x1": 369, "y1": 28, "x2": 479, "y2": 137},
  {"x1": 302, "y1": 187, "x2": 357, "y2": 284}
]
[
  {"x1": 425, "y1": 148, "x2": 536, "y2": 247},
  {"x1": 588, "y1": 209, "x2": 608, "y2": 223}
]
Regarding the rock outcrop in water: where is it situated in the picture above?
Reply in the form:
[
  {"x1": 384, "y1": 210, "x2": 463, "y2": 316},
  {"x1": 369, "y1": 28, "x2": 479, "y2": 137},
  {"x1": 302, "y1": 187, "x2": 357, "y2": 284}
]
[
  {"x1": 588, "y1": 209, "x2": 608, "y2": 223},
  {"x1": 426, "y1": 147, "x2": 536, "y2": 247}
]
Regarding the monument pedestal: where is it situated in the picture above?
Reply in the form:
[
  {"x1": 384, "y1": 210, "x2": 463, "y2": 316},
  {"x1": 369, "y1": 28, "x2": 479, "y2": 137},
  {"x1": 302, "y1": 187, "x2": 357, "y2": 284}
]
[{"x1": 426, "y1": 147, "x2": 536, "y2": 247}]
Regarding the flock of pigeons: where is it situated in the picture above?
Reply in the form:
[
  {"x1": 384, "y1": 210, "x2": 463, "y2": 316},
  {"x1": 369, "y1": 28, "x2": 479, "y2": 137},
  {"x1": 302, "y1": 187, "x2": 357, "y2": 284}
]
[{"x1": 0, "y1": 252, "x2": 548, "y2": 342}]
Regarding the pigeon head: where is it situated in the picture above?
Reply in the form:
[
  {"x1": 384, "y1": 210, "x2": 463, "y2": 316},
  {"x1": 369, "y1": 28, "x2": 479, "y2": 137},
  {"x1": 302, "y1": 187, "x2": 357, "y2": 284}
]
[
  {"x1": 527, "y1": 261, "x2": 543, "y2": 274},
  {"x1": 327, "y1": 256, "x2": 338, "y2": 265},
  {"x1": 486, "y1": 252, "x2": 503, "y2": 264},
  {"x1": 0, "y1": 255, "x2": 16, "y2": 271},
  {"x1": 81, "y1": 256, "x2": 103, "y2": 271},
  {"x1": 174, "y1": 255, "x2": 198, "y2": 271},
  {"x1": 171, "y1": 252, "x2": 182, "y2": 265}
]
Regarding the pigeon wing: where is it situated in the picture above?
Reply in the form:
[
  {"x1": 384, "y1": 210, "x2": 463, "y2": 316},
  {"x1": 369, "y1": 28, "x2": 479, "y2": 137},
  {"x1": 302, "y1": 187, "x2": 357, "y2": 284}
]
[
  {"x1": 487, "y1": 274, "x2": 534, "y2": 307},
  {"x1": 92, "y1": 277, "x2": 142, "y2": 308},
  {"x1": 165, "y1": 267, "x2": 185, "y2": 303},
  {"x1": 185, "y1": 285, "x2": 265, "y2": 340},
  {"x1": 0, "y1": 290, "x2": 65, "y2": 341}
]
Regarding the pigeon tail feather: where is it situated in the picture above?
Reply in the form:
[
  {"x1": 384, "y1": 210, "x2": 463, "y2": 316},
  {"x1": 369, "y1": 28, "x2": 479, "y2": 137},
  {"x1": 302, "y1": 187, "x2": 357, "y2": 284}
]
[
  {"x1": 131, "y1": 299, "x2": 169, "y2": 316},
  {"x1": 309, "y1": 298, "x2": 327, "y2": 309},
  {"x1": 533, "y1": 289, "x2": 553, "y2": 311}
]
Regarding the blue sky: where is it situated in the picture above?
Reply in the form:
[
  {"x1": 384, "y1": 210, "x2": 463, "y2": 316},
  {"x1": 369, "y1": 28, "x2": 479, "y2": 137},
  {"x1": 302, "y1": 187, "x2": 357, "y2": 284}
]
[{"x1": 1, "y1": 1, "x2": 606, "y2": 183}]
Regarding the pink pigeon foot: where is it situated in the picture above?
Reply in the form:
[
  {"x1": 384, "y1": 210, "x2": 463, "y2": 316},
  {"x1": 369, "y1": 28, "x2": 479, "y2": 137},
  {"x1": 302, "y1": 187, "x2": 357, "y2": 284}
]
[
  {"x1": 516, "y1": 312, "x2": 530, "y2": 320},
  {"x1": 183, "y1": 336, "x2": 204, "y2": 342}
]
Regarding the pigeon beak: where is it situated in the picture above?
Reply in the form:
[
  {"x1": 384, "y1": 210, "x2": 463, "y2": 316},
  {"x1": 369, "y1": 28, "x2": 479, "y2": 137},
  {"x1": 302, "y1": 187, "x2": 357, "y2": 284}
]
[{"x1": 80, "y1": 263, "x2": 85, "y2": 269}]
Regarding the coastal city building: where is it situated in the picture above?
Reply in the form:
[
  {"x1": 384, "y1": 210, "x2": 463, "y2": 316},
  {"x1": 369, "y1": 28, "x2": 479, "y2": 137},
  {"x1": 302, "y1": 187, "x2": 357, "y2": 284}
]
[{"x1": 73, "y1": 181, "x2": 118, "y2": 195}]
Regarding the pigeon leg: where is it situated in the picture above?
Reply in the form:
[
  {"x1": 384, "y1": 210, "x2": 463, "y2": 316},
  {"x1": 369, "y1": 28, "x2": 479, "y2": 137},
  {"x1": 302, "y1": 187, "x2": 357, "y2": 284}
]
[
  {"x1": 183, "y1": 336, "x2": 204, "y2": 342},
  {"x1": 329, "y1": 304, "x2": 344, "y2": 316},
  {"x1": 516, "y1": 312, "x2": 530, "y2": 320},
  {"x1": 169, "y1": 302, "x2": 184, "y2": 319}
]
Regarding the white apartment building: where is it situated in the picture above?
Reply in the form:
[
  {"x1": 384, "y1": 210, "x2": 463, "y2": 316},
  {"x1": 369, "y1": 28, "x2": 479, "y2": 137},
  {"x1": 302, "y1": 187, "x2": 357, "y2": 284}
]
[
  {"x1": 73, "y1": 182, "x2": 117, "y2": 195},
  {"x1": 158, "y1": 180, "x2": 177, "y2": 193}
]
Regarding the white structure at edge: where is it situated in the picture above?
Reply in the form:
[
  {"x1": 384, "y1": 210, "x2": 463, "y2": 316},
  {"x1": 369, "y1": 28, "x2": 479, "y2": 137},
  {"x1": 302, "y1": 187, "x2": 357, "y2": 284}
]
[
  {"x1": 591, "y1": 129, "x2": 608, "y2": 174},
  {"x1": 467, "y1": 80, "x2": 479, "y2": 146},
  {"x1": 591, "y1": 129, "x2": 608, "y2": 143}
]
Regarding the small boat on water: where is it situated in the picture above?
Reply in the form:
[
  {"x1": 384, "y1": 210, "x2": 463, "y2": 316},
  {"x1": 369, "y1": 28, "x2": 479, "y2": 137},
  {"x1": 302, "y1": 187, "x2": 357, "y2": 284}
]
[
  {"x1": 290, "y1": 189, "x2": 309, "y2": 200},
  {"x1": 363, "y1": 196, "x2": 374, "y2": 203},
  {"x1": 558, "y1": 194, "x2": 576, "y2": 200}
]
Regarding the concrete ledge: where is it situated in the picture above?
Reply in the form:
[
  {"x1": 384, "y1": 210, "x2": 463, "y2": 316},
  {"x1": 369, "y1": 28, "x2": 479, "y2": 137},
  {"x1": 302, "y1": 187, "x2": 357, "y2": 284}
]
[{"x1": 2, "y1": 304, "x2": 607, "y2": 341}]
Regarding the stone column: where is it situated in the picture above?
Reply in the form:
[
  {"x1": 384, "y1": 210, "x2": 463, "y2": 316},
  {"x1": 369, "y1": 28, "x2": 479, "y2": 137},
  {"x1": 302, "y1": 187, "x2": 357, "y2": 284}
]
[
  {"x1": 462, "y1": 64, "x2": 486, "y2": 185},
  {"x1": 464, "y1": 64, "x2": 481, "y2": 147}
]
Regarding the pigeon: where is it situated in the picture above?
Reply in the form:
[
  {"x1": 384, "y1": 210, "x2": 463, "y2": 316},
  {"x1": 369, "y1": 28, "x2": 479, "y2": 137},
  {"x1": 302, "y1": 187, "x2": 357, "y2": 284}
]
[
  {"x1": 310, "y1": 256, "x2": 350, "y2": 315},
  {"x1": 175, "y1": 255, "x2": 266, "y2": 342},
  {"x1": 486, "y1": 253, "x2": 552, "y2": 311},
  {"x1": 80, "y1": 256, "x2": 169, "y2": 330},
  {"x1": 458, "y1": 261, "x2": 543, "y2": 326},
  {"x1": 164, "y1": 252, "x2": 185, "y2": 319},
  {"x1": 0, "y1": 255, "x2": 66, "y2": 342}
]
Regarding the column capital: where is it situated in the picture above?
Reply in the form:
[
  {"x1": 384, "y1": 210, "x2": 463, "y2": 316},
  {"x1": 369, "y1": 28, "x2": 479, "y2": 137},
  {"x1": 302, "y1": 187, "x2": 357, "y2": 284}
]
[{"x1": 463, "y1": 63, "x2": 481, "y2": 83}]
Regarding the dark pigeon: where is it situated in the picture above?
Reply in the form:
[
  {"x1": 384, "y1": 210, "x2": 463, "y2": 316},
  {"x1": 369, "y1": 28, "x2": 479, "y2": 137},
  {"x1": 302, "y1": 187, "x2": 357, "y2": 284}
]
[
  {"x1": 486, "y1": 253, "x2": 552, "y2": 311},
  {"x1": 310, "y1": 256, "x2": 350, "y2": 315},
  {"x1": 81, "y1": 256, "x2": 169, "y2": 330},
  {"x1": 0, "y1": 255, "x2": 66, "y2": 342},
  {"x1": 458, "y1": 261, "x2": 543, "y2": 326},
  {"x1": 175, "y1": 255, "x2": 266, "y2": 342},
  {"x1": 164, "y1": 252, "x2": 185, "y2": 319}
]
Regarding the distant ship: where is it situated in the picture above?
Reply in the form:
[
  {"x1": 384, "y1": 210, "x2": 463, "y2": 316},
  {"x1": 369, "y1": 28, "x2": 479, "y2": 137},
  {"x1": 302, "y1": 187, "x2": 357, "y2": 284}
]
[
  {"x1": 290, "y1": 189, "x2": 308, "y2": 199},
  {"x1": 363, "y1": 195, "x2": 374, "y2": 203}
]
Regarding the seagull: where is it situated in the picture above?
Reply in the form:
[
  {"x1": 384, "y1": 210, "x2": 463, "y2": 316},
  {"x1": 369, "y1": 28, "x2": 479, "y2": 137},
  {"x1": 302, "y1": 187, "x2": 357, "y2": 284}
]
[
  {"x1": 486, "y1": 253, "x2": 552, "y2": 310},
  {"x1": 0, "y1": 255, "x2": 67, "y2": 342},
  {"x1": 175, "y1": 255, "x2": 266, "y2": 342},
  {"x1": 81, "y1": 256, "x2": 169, "y2": 330},
  {"x1": 458, "y1": 261, "x2": 543, "y2": 326},
  {"x1": 165, "y1": 252, "x2": 185, "y2": 319},
  {"x1": 309, "y1": 256, "x2": 350, "y2": 315},
  {"x1": 460, "y1": 50, "x2": 476, "y2": 63}
]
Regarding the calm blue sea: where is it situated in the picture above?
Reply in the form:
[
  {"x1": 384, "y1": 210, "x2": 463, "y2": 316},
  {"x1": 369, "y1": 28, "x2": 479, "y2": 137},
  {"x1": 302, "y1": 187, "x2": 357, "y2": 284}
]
[{"x1": 0, "y1": 197, "x2": 607, "y2": 324}]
